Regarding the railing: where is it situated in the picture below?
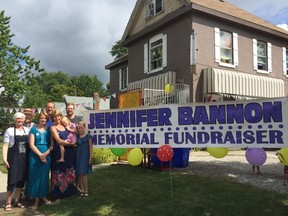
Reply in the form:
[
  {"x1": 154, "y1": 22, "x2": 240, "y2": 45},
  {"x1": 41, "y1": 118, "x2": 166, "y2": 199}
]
[{"x1": 143, "y1": 84, "x2": 190, "y2": 106}]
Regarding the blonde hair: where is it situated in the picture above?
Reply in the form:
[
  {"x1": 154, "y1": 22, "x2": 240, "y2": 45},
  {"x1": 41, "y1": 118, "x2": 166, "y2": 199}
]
[
  {"x1": 77, "y1": 121, "x2": 86, "y2": 128},
  {"x1": 61, "y1": 116, "x2": 71, "y2": 125},
  {"x1": 52, "y1": 109, "x2": 62, "y2": 121}
]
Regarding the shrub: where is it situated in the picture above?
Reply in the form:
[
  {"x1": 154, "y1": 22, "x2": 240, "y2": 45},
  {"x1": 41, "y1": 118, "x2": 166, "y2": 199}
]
[{"x1": 92, "y1": 148, "x2": 117, "y2": 164}]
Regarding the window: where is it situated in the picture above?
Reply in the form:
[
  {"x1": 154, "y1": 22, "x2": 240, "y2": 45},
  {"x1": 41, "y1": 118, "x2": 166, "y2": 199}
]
[
  {"x1": 119, "y1": 67, "x2": 128, "y2": 90},
  {"x1": 214, "y1": 28, "x2": 238, "y2": 67},
  {"x1": 144, "y1": 34, "x2": 167, "y2": 74},
  {"x1": 253, "y1": 39, "x2": 272, "y2": 73},
  {"x1": 145, "y1": 0, "x2": 163, "y2": 18},
  {"x1": 283, "y1": 47, "x2": 288, "y2": 76}
]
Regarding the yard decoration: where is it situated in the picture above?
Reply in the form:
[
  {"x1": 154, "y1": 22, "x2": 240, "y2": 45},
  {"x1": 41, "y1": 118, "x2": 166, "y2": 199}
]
[
  {"x1": 207, "y1": 147, "x2": 228, "y2": 158},
  {"x1": 157, "y1": 145, "x2": 174, "y2": 162},
  {"x1": 127, "y1": 148, "x2": 143, "y2": 166},
  {"x1": 111, "y1": 148, "x2": 126, "y2": 157},
  {"x1": 245, "y1": 148, "x2": 267, "y2": 166},
  {"x1": 164, "y1": 84, "x2": 174, "y2": 94},
  {"x1": 277, "y1": 148, "x2": 288, "y2": 166}
]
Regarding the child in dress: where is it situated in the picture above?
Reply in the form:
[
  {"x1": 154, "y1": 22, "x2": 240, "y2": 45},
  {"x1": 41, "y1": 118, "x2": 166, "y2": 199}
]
[
  {"x1": 57, "y1": 117, "x2": 77, "y2": 162},
  {"x1": 76, "y1": 121, "x2": 92, "y2": 197}
]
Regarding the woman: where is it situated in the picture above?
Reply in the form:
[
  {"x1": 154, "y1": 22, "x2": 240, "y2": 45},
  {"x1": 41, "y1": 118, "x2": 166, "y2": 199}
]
[
  {"x1": 27, "y1": 111, "x2": 53, "y2": 209},
  {"x1": 2, "y1": 112, "x2": 29, "y2": 211},
  {"x1": 50, "y1": 109, "x2": 77, "y2": 198}
]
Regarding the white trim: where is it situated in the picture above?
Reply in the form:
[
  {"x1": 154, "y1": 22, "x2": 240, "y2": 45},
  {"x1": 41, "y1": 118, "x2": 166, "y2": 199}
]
[
  {"x1": 214, "y1": 27, "x2": 220, "y2": 63},
  {"x1": 144, "y1": 43, "x2": 148, "y2": 73},
  {"x1": 233, "y1": 33, "x2": 238, "y2": 66},
  {"x1": 119, "y1": 69, "x2": 122, "y2": 90},
  {"x1": 190, "y1": 34, "x2": 196, "y2": 65},
  {"x1": 252, "y1": 39, "x2": 258, "y2": 70},
  {"x1": 162, "y1": 34, "x2": 167, "y2": 67},
  {"x1": 283, "y1": 47, "x2": 287, "y2": 76},
  {"x1": 267, "y1": 42, "x2": 272, "y2": 73}
]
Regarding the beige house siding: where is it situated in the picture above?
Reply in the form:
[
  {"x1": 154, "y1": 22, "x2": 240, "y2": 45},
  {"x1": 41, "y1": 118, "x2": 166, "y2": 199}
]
[{"x1": 130, "y1": 0, "x2": 184, "y2": 36}]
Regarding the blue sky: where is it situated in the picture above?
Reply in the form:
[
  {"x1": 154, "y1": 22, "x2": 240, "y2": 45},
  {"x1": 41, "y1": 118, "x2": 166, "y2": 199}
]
[{"x1": 1, "y1": 0, "x2": 287, "y2": 85}]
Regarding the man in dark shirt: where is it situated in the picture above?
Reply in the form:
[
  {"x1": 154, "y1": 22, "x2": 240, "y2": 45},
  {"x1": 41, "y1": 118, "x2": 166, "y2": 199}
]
[
  {"x1": 46, "y1": 101, "x2": 55, "y2": 127},
  {"x1": 65, "y1": 102, "x2": 82, "y2": 124}
]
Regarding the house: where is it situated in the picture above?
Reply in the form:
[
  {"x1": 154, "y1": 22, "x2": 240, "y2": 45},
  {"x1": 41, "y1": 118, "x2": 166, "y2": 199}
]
[{"x1": 106, "y1": 0, "x2": 288, "y2": 109}]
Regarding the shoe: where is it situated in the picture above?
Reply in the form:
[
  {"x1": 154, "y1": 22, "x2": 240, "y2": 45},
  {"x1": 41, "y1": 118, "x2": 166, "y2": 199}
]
[
  {"x1": 4, "y1": 203, "x2": 12, "y2": 211},
  {"x1": 44, "y1": 200, "x2": 52, "y2": 205},
  {"x1": 31, "y1": 204, "x2": 38, "y2": 210},
  {"x1": 84, "y1": 193, "x2": 89, "y2": 197},
  {"x1": 14, "y1": 201, "x2": 25, "y2": 208}
]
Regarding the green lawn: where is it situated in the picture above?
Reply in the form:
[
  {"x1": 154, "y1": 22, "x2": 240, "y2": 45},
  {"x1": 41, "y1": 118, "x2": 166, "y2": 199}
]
[{"x1": 39, "y1": 164, "x2": 288, "y2": 216}]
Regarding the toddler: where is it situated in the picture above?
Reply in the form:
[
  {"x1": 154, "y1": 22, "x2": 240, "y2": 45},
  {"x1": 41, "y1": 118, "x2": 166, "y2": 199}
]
[{"x1": 57, "y1": 117, "x2": 77, "y2": 162}]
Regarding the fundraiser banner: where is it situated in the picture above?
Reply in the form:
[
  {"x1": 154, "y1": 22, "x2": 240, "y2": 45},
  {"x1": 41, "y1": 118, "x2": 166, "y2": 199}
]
[{"x1": 83, "y1": 97, "x2": 288, "y2": 148}]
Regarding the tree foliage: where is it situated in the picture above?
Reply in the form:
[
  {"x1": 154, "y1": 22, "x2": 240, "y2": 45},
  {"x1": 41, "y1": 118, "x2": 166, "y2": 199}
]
[
  {"x1": 109, "y1": 40, "x2": 128, "y2": 60},
  {"x1": 0, "y1": 11, "x2": 44, "y2": 106}
]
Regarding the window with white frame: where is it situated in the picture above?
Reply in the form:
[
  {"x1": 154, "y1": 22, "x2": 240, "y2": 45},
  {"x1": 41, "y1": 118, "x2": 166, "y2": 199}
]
[
  {"x1": 214, "y1": 28, "x2": 238, "y2": 67},
  {"x1": 145, "y1": 0, "x2": 163, "y2": 18},
  {"x1": 119, "y1": 67, "x2": 128, "y2": 90},
  {"x1": 144, "y1": 34, "x2": 167, "y2": 73},
  {"x1": 253, "y1": 39, "x2": 272, "y2": 73},
  {"x1": 283, "y1": 47, "x2": 288, "y2": 76}
]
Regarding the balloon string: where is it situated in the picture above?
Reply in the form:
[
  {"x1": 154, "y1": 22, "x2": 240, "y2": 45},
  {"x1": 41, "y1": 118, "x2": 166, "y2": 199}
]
[{"x1": 170, "y1": 161, "x2": 173, "y2": 199}]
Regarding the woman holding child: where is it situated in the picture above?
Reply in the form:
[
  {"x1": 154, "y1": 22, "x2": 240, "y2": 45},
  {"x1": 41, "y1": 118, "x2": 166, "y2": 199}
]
[{"x1": 50, "y1": 109, "x2": 77, "y2": 198}]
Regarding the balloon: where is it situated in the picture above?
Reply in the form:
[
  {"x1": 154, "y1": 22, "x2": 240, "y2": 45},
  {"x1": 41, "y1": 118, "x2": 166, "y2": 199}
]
[
  {"x1": 157, "y1": 145, "x2": 174, "y2": 162},
  {"x1": 245, "y1": 148, "x2": 267, "y2": 166},
  {"x1": 207, "y1": 148, "x2": 228, "y2": 158},
  {"x1": 165, "y1": 84, "x2": 174, "y2": 94},
  {"x1": 128, "y1": 148, "x2": 143, "y2": 166},
  {"x1": 111, "y1": 148, "x2": 127, "y2": 157},
  {"x1": 277, "y1": 148, "x2": 288, "y2": 166}
]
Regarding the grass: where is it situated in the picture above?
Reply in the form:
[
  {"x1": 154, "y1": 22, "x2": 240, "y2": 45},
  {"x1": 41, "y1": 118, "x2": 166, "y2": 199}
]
[{"x1": 39, "y1": 164, "x2": 288, "y2": 216}]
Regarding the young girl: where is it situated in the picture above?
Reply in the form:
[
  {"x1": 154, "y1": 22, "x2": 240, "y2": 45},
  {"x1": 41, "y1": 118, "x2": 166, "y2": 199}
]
[
  {"x1": 76, "y1": 121, "x2": 93, "y2": 197},
  {"x1": 57, "y1": 117, "x2": 77, "y2": 162}
]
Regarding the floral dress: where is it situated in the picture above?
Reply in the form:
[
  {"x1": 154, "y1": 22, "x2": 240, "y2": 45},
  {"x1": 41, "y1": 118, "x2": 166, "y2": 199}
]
[{"x1": 51, "y1": 129, "x2": 76, "y2": 198}]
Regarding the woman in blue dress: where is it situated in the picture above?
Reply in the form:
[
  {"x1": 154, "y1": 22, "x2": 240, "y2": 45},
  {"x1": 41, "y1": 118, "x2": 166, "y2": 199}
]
[
  {"x1": 27, "y1": 111, "x2": 53, "y2": 209},
  {"x1": 50, "y1": 109, "x2": 77, "y2": 199},
  {"x1": 75, "y1": 121, "x2": 92, "y2": 197}
]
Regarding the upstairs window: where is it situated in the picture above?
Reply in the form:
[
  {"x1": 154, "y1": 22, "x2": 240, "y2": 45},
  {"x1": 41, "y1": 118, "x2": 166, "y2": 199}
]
[
  {"x1": 214, "y1": 28, "x2": 238, "y2": 67},
  {"x1": 119, "y1": 67, "x2": 128, "y2": 90},
  {"x1": 283, "y1": 47, "x2": 288, "y2": 76},
  {"x1": 144, "y1": 34, "x2": 167, "y2": 74},
  {"x1": 145, "y1": 0, "x2": 163, "y2": 18},
  {"x1": 253, "y1": 39, "x2": 272, "y2": 73}
]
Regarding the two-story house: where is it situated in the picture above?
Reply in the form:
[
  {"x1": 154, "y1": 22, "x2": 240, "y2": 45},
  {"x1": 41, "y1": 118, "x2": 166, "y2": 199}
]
[{"x1": 105, "y1": 0, "x2": 288, "y2": 109}]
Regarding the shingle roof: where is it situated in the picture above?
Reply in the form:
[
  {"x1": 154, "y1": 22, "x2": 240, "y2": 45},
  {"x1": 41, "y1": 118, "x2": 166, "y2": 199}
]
[{"x1": 190, "y1": 0, "x2": 288, "y2": 35}]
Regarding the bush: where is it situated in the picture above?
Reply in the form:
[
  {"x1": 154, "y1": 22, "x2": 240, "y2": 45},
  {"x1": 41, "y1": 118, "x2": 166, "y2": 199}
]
[{"x1": 92, "y1": 148, "x2": 117, "y2": 164}]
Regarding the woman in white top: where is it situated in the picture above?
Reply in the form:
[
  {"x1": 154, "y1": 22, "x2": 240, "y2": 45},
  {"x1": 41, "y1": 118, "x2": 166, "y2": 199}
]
[{"x1": 2, "y1": 112, "x2": 29, "y2": 211}]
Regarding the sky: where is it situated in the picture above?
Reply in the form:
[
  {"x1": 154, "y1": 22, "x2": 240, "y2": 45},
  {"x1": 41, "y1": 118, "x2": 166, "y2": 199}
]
[{"x1": 1, "y1": 0, "x2": 287, "y2": 85}]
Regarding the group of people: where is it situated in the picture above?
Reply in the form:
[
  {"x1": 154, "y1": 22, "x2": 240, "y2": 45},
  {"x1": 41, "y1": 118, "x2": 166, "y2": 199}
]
[{"x1": 2, "y1": 102, "x2": 93, "y2": 212}]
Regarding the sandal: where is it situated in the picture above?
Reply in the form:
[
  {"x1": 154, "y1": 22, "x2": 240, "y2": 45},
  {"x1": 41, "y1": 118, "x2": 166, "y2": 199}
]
[
  {"x1": 44, "y1": 200, "x2": 52, "y2": 205},
  {"x1": 14, "y1": 201, "x2": 25, "y2": 208},
  {"x1": 31, "y1": 204, "x2": 38, "y2": 210},
  {"x1": 4, "y1": 203, "x2": 12, "y2": 211},
  {"x1": 84, "y1": 193, "x2": 89, "y2": 197}
]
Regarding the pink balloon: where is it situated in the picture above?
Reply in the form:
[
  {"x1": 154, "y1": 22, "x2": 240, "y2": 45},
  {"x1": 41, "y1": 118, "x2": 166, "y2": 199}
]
[
  {"x1": 157, "y1": 145, "x2": 174, "y2": 162},
  {"x1": 245, "y1": 148, "x2": 267, "y2": 166}
]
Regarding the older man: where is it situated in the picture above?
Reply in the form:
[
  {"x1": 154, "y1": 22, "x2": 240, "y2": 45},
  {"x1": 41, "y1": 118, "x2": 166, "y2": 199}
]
[
  {"x1": 45, "y1": 101, "x2": 55, "y2": 127},
  {"x1": 65, "y1": 102, "x2": 82, "y2": 124}
]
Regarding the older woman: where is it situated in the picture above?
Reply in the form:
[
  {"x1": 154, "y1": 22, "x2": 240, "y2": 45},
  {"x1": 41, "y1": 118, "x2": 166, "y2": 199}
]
[
  {"x1": 50, "y1": 109, "x2": 77, "y2": 198},
  {"x1": 2, "y1": 112, "x2": 29, "y2": 211},
  {"x1": 27, "y1": 111, "x2": 53, "y2": 210}
]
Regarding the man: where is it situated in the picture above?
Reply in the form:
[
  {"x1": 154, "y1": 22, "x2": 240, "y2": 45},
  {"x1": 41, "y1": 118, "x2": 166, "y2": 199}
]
[
  {"x1": 23, "y1": 108, "x2": 35, "y2": 130},
  {"x1": 45, "y1": 101, "x2": 55, "y2": 127},
  {"x1": 65, "y1": 102, "x2": 82, "y2": 124}
]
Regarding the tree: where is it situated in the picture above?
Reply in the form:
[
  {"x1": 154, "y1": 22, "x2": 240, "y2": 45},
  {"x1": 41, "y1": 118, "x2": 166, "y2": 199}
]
[
  {"x1": 109, "y1": 40, "x2": 128, "y2": 60},
  {"x1": 0, "y1": 11, "x2": 44, "y2": 106}
]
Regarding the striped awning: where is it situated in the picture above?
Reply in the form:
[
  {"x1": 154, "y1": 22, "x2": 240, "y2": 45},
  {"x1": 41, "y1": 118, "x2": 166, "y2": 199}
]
[{"x1": 203, "y1": 68, "x2": 285, "y2": 98}]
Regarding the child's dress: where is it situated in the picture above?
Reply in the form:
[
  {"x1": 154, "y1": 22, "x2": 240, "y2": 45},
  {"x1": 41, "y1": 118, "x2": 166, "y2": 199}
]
[
  {"x1": 66, "y1": 123, "x2": 77, "y2": 143},
  {"x1": 76, "y1": 134, "x2": 92, "y2": 175}
]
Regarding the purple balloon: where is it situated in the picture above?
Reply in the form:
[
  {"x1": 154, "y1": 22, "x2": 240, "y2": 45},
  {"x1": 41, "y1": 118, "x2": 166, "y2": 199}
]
[{"x1": 245, "y1": 148, "x2": 267, "y2": 166}]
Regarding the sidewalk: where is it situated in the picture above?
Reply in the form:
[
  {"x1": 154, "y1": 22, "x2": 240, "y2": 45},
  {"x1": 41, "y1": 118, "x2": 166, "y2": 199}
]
[{"x1": 0, "y1": 171, "x2": 44, "y2": 215}]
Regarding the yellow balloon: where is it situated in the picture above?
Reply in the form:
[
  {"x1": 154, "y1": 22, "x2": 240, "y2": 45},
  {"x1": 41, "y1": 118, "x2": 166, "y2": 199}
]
[
  {"x1": 165, "y1": 84, "x2": 174, "y2": 94},
  {"x1": 207, "y1": 148, "x2": 228, "y2": 158},
  {"x1": 277, "y1": 148, "x2": 288, "y2": 166},
  {"x1": 128, "y1": 148, "x2": 143, "y2": 166}
]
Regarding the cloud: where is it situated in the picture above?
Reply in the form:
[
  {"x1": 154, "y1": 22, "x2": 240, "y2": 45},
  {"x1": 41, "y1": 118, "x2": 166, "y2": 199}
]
[
  {"x1": 1, "y1": 0, "x2": 137, "y2": 84},
  {"x1": 277, "y1": 24, "x2": 288, "y2": 31}
]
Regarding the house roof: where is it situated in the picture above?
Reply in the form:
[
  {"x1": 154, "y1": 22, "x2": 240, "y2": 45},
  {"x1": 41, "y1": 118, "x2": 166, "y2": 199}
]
[{"x1": 122, "y1": 0, "x2": 288, "y2": 42}]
